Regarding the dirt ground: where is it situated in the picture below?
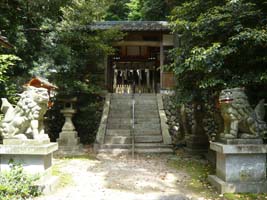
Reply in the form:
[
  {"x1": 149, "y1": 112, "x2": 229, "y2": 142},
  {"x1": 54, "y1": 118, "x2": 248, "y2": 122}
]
[{"x1": 35, "y1": 153, "x2": 207, "y2": 200}]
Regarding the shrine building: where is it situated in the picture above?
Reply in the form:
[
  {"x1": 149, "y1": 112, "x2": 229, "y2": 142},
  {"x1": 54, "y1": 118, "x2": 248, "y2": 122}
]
[{"x1": 87, "y1": 21, "x2": 175, "y2": 93}]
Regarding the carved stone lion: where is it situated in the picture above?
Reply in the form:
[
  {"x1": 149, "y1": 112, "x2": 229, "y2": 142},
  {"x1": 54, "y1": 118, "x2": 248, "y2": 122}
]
[
  {"x1": 0, "y1": 86, "x2": 49, "y2": 140},
  {"x1": 219, "y1": 87, "x2": 267, "y2": 139}
]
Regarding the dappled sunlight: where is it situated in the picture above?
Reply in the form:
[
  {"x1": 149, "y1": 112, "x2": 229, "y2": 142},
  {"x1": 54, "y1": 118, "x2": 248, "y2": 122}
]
[
  {"x1": 91, "y1": 154, "x2": 189, "y2": 195},
  {"x1": 36, "y1": 154, "x2": 198, "y2": 200}
]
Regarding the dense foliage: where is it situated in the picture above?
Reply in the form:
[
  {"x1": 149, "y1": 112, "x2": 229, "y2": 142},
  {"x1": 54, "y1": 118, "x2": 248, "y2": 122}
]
[
  {"x1": 0, "y1": 0, "x2": 123, "y2": 143},
  {"x1": 0, "y1": 162, "x2": 41, "y2": 200},
  {"x1": 45, "y1": 0, "x2": 123, "y2": 143},
  {"x1": 169, "y1": 0, "x2": 267, "y2": 103},
  {"x1": 0, "y1": 54, "x2": 21, "y2": 103},
  {"x1": 106, "y1": 0, "x2": 176, "y2": 21}
]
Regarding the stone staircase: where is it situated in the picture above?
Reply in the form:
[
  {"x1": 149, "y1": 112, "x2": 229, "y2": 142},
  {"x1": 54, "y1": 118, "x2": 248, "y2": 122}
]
[{"x1": 97, "y1": 93, "x2": 173, "y2": 154}]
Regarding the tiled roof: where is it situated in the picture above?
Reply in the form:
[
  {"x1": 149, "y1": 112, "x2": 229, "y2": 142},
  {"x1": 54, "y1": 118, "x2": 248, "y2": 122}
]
[{"x1": 86, "y1": 21, "x2": 170, "y2": 31}]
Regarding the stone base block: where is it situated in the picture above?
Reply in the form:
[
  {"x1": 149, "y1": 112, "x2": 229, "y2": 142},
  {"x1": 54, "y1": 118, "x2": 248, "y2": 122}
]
[
  {"x1": 208, "y1": 175, "x2": 267, "y2": 194},
  {"x1": 217, "y1": 138, "x2": 263, "y2": 145},
  {"x1": 0, "y1": 141, "x2": 58, "y2": 174},
  {"x1": 0, "y1": 139, "x2": 59, "y2": 194},
  {"x1": 208, "y1": 141, "x2": 267, "y2": 194}
]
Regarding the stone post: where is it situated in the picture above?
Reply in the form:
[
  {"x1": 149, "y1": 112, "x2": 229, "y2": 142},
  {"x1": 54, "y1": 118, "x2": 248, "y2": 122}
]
[{"x1": 56, "y1": 98, "x2": 82, "y2": 155}]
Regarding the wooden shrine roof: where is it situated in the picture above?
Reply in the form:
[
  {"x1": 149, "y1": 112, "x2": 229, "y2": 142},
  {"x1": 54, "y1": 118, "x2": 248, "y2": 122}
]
[
  {"x1": 25, "y1": 77, "x2": 57, "y2": 90},
  {"x1": 86, "y1": 21, "x2": 170, "y2": 32}
]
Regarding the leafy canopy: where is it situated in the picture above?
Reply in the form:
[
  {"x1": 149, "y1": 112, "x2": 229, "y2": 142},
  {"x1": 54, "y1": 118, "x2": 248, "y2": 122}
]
[{"x1": 169, "y1": 0, "x2": 267, "y2": 102}]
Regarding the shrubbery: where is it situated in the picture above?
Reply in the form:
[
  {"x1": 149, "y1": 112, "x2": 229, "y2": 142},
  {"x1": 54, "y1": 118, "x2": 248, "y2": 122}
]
[{"x1": 0, "y1": 161, "x2": 41, "y2": 200}]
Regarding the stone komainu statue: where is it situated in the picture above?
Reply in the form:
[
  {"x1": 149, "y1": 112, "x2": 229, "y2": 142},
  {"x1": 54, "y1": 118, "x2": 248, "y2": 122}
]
[
  {"x1": 219, "y1": 87, "x2": 267, "y2": 139},
  {"x1": 0, "y1": 86, "x2": 49, "y2": 140}
]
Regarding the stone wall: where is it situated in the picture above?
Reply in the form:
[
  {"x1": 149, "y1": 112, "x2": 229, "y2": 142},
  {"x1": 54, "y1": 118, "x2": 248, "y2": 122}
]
[
  {"x1": 162, "y1": 94, "x2": 183, "y2": 146},
  {"x1": 162, "y1": 93, "x2": 223, "y2": 147}
]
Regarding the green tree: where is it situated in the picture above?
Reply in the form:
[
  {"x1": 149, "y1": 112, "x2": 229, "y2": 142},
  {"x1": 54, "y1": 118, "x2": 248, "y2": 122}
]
[
  {"x1": 0, "y1": 54, "x2": 21, "y2": 103},
  {"x1": 52, "y1": 0, "x2": 122, "y2": 94},
  {"x1": 0, "y1": 0, "x2": 70, "y2": 82},
  {"x1": 44, "y1": 0, "x2": 123, "y2": 143},
  {"x1": 141, "y1": 0, "x2": 167, "y2": 20},
  {"x1": 105, "y1": 0, "x2": 130, "y2": 20},
  {"x1": 127, "y1": 0, "x2": 142, "y2": 20},
  {"x1": 169, "y1": 0, "x2": 267, "y2": 103}
]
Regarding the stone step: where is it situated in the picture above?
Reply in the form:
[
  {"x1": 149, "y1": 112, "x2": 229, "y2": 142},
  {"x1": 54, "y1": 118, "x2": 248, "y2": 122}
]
[
  {"x1": 135, "y1": 110, "x2": 158, "y2": 114},
  {"x1": 106, "y1": 129, "x2": 131, "y2": 136},
  {"x1": 135, "y1": 112, "x2": 159, "y2": 116},
  {"x1": 109, "y1": 111, "x2": 131, "y2": 115},
  {"x1": 106, "y1": 129, "x2": 161, "y2": 136},
  {"x1": 99, "y1": 93, "x2": 167, "y2": 154},
  {"x1": 135, "y1": 143, "x2": 173, "y2": 149},
  {"x1": 98, "y1": 148, "x2": 173, "y2": 154},
  {"x1": 100, "y1": 143, "x2": 172, "y2": 149},
  {"x1": 110, "y1": 104, "x2": 131, "y2": 107},
  {"x1": 134, "y1": 106, "x2": 158, "y2": 109},
  {"x1": 107, "y1": 118, "x2": 132, "y2": 125},
  {"x1": 134, "y1": 135, "x2": 163, "y2": 143},
  {"x1": 135, "y1": 100, "x2": 158, "y2": 104},
  {"x1": 104, "y1": 135, "x2": 163, "y2": 144},
  {"x1": 133, "y1": 130, "x2": 161, "y2": 135},
  {"x1": 107, "y1": 124, "x2": 132, "y2": 129},
  {"x1": 135, "y1": 148, "x2": 173, "y2": 153},
  {"x1": 134, "y1": 124, "x2": 161, "y2": 129},
  {"x1": 109, "y1": 107, "x2": 131, "y2": 111},
  {"x1": 135, "y1": 115, "x2": 159, "y2": 119},
  {"x1": 135, "y1": 121, "x2": 160, "y2": 125},
  {"x1": 105, "y1": 136, "x2": 132, "y2": 144},
  {"x1": 109, "y1": 113, "x2": 131, "y2": 118},
  {"x1": 109, "y1": 113, "x2": 159, "y2": 119},
  {"x1": 107, "y1": 123, "x2": 161, "y2": 130},
  {"x1": 107, "y1": 118, "x2": 160, "y2": 124},
  {"x1": 100, "y1": 144, "x2": 131, "y2": 149},
  {"x1": 134, "y1": 98, "x2": 157, "y2": 100},
  {"x1": 134, "y1": 118, "x2": 160, "y2": 124},
  {"x1": 110, "y1": 108, "x2": 131, "y2": 111},
  {"x1": 111, "y1": 97, "x2": 132, "y2": 99}
]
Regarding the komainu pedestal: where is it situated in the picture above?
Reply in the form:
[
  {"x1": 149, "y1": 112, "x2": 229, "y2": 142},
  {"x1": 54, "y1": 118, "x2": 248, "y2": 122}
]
[
  {"x1": 208, "y1": 140, "x2": 267, "y2": 194},
  {"x1": 208, "y1": 88, "x2": 267, "y2": 193},
  {"x1": 0, "y1": 139, "x2": 58, "y2": 194},
  {"x1": 0, "y1": 78, "x2": 58, "y2": 194}
]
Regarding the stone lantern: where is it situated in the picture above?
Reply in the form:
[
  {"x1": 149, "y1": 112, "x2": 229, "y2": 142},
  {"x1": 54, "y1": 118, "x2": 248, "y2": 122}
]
[{"x1": 57, "y1": 97, "x2": 81, "y2": 154}]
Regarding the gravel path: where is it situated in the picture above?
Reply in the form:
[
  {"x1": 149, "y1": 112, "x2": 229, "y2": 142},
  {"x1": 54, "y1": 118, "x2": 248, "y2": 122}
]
[{"x1": 36, "y1": 154, "x2": 202, "y2": 200}]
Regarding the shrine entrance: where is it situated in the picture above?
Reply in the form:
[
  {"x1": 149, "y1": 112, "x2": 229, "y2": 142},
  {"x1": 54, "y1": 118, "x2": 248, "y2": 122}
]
[
  {"x1": 93, "y1": 21, "x2": 175, "y2": 93},
  {"x1": 112, "y1": 61, "x2": 159, "y2": 94}
]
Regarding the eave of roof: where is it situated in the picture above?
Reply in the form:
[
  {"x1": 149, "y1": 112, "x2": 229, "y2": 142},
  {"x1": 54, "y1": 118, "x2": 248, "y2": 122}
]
[{"x1": 85, "y1": 21, "x2": 170, "y2": 32}]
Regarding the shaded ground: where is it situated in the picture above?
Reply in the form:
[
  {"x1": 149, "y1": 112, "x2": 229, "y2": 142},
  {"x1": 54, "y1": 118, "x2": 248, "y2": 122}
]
[{"x1": 35, "y1": 153, "x2": 204, "y2": 200}]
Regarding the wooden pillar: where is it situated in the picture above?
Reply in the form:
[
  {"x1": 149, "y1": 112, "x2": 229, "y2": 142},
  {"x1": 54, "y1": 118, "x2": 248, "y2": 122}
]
[
  {"x1": 160, "y1": 42, "x2": 164, "y2": 90},
  {"x1": 113, "y1": 69, "x2": 118, "y2": 92},
  {"x1": 138, "y1": 69, "x2": 141, "y2": 87},
  {"x1": 152, "y1": 68, "x2": 155, "y2": 93},
  {"x1": 146, "y1": 69, "x2": 150, "y2": 91},
  {"x1": 122, "y1": 70, "x2": 125, "y2": 85}
]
